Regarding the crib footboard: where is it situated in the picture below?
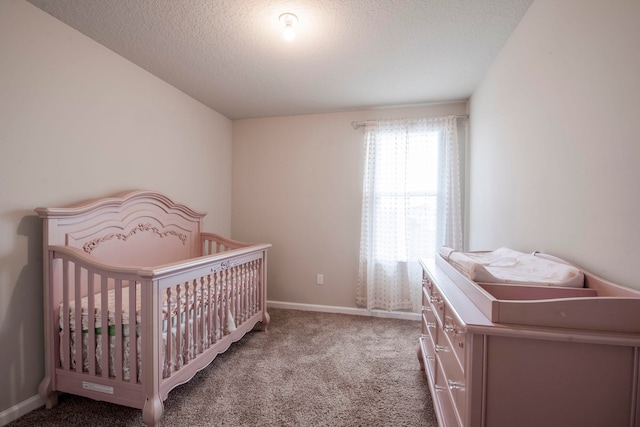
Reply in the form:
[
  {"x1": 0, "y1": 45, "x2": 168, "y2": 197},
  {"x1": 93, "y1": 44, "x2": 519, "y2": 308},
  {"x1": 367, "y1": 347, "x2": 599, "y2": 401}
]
[
  {"x1": 39, "y1": 243, "x2": 270, "y2": 427},
  {"x1": 148, "y1": 245, "x2": 271, "y2": 399}
]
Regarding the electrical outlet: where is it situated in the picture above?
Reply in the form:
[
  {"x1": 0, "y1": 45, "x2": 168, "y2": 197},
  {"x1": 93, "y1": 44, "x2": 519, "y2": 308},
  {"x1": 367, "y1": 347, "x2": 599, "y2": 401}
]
[{"x1": 316, "y1": 274, "x2": 324, "y2": 285}]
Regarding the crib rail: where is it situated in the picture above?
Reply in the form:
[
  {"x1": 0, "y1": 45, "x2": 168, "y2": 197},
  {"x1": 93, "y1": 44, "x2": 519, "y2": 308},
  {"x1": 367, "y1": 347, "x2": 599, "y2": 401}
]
[
  {"x1": 148, "y1": 251, "x2": 267, "y2": 380},
  {"x1": 45, "y1": 240, "x2": 269, "y2": 403},
  {"x1": 47, "y1": 247, "x2": 143, "y2": 387},
  {"x1": 201, "y1": 232, "x2": 252, "y2": 254}
]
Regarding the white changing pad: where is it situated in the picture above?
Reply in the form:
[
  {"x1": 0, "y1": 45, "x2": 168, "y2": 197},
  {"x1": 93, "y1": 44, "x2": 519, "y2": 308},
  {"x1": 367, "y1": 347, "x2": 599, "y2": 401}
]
[{"x1": 439, "y1": 247, "x2": 584, "y2": 288}]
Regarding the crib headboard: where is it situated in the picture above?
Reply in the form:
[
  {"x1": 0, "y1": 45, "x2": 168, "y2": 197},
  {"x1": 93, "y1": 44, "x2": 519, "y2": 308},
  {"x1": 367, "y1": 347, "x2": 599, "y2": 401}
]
[{"x1": 35, "y1": 190, "x2": 206, "y2": 267}]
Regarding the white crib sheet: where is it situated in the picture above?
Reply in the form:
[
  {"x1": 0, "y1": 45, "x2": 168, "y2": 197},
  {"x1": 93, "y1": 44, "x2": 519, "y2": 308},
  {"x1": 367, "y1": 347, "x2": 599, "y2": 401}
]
[{"x1": 439, "y1": 247, "x2": 584, "y2": 288}]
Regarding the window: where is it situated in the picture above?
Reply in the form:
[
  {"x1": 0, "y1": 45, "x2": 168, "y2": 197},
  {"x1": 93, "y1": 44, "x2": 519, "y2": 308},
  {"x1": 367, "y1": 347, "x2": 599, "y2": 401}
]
[
  {"x1": 373, "y1": 129, "x2": 439, "y2": 262},
  {"x1": 357, "y1": 116, "x2": 464, "y2": 312}
]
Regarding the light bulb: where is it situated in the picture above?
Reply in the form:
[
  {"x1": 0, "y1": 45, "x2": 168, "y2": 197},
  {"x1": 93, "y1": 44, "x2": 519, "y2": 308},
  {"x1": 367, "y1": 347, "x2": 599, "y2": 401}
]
[
  {"x1": 279, "y1": 13, "x2": 298, "y2": 42},
  {"x1": 283, "y1": 24, "x2": 295, "y2": 41}
]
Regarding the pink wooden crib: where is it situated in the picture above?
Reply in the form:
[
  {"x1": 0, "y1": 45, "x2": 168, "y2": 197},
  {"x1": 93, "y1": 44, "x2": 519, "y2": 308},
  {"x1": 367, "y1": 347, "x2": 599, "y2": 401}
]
[{"x1": 35, "y1": 190, "x2": 271, "y2": 426}]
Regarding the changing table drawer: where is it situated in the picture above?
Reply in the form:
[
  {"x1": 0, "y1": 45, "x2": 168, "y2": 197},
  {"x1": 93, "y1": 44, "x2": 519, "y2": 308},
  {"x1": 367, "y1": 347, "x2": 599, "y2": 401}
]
[
  {"x1": 436, "y1": 321, "x2": 466, "y2": 424},
  {"x1": 443, "y1": 313, "x2": 466, "y2": 371},
  {"x1": 428, "y1": 283, "x2": 446, "y2": 327},
  {"x1": 434, "y1": 353, "x2": 462, "y2": 427},
  {"x1": 422, "y1": 305, "x2": 438, "y2": 344},
  {"x1": 419, "y1": 335, "x2": 437, "y2": 380}
]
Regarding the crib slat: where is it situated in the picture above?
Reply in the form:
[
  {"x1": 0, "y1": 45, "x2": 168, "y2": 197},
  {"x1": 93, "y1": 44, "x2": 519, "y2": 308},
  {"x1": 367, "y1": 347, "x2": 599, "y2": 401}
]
[
  {"x1": 61, "y1": 259, "x2": 70, "y2": 371},
  {"x1": 248, "y1": 262, "x2": 253, "y2": 317},
  {"x1": 129, "y1": 281, "x2": 137, "y2": 384},
  {"x1": 246, "y1": 263, "x2": 251, "y2": 320},
  {"x1": 238, "y1": 264, "x2": 243, "y2": 322},
  {"x1": 193, "y1": 278, "x2": 199, "y2": 356},
  {"x1": 232, "y1": 266, "x2": 238, "y2": 326},
  {"x1": 239, "y1": 265, "x2": 244, "y2": 322},
  {"x1": 218, "y1": 270, "x2": 224, "y2": 336},
  {"x1": 114, "y1": 279, "x2": 123, "y2": 380},
  {"x1": 252, "y1": 261, "x2": 257, "y2": 315},
  {"x1": 247, "y1": 261, "x2": 253, "y2": 318},
  {"x1": 238, "y1": 265, "x2": 243, "y2": 323},
  {"x1": 252, "y1": 260, "x2": 257, "y2": 315},
  {"x1": 222, "y1": 269, "x2": 229, "y2": 335},
  {"x1": 74, "y1": 263, "x2": 82, "y2": 374},
  {"x1": 242, "y1": 264, "x2": 248, "y2": 322},
  {"x1": 87, "y1": 271, "x2": 96, "y2": 376},
  {"x1": 236, "y1": 266, "x2": 241, "y2": 324},
  {"x1": 245, "y1": 262, "x2": 251, "y2": 319},
  {"x1": 100, "y1": 275, "x2": 109, "y2": 378},
  {"x1": 252, "y1": 260, "x2": 258, "y2": 316},
  {"x1": 198, "y1": 276, "x2": 205, "y2": 352},
  {"x1": 184, "y1": 282, "x2": 191, "y2": 364},
  {"x1": 256, "y1": 259, "x2": 267, "y2": 310},
  {"x1": 187, "y1": 280, "x2": 194, "y2": 360},
  {"x1": 165, "y1": 287, "x2": 173, "y2": 377},
  {"x1": 258, "y1": 254, "x2": 267, "y2": 310},
  {"x1": 229, "y1": 268, "x2": 234, "y2": 331},
  {"x1": 229, "y1": 268, "x2": 234, "y2": 329},
  {"x1": 205, "y1": 274, "x2": 212, "y2": 347},
  {"x1": 213, "y1": 272, "x2": 219, "y2": 343},
  {"x1": 193, "y1": 278, "x2": 198, "y2": 354},
  {"x1": 236, "y1": 266, "x2": 240, "y2": 323},
  {"x1": 176, "y1": 283, "x2": 182, "y2": 371}
]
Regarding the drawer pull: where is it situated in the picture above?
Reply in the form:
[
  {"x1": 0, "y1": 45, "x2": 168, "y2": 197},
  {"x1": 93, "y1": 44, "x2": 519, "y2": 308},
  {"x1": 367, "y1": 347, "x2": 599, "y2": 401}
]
[
  {"x1": 430, "y1": 296, "x2": 444, "y2": 309},
  {"x1": 422, "y1": 305, "x2": 432, "y2": 312},
  {"x1": 435, "y1": 385, "x2": 448, "y2": 392},
  {"x1": 435, "y1": 344, "x2": 449, "y2": 353},
  {"x1": 443, "y1": 323, "x2": 455, "y2": 332},
  {"x1": 427, "y1": 321, "x2": 436, "y2": 329},
  {"x1": 426, "y1": 355, "x2": 435, "y2": 362},
  {"x1": 453, "y1": 329, "x2": 466, "y2": 347},
  {"x1": 448, "y1": 380, "x2": 464, "y2": 390}
]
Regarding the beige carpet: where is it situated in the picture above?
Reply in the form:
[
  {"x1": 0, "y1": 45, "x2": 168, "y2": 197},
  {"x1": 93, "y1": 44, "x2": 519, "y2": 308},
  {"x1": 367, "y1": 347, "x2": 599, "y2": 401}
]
[{"x1": 9, "y1": 308, "x2": 437, "y2": 426}]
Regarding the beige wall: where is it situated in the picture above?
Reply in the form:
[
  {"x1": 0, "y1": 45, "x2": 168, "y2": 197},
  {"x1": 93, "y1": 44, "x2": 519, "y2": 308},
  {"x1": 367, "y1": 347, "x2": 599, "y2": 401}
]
[
  {"x1": 469, "y1": 0, "x2": 640, "y2": 289},
  {"x1": 0, "y1": 0, "x2": 232, "y2": 416},
  {"x1": 232, "y1": 102, "x2": 467, "y2": 307}
]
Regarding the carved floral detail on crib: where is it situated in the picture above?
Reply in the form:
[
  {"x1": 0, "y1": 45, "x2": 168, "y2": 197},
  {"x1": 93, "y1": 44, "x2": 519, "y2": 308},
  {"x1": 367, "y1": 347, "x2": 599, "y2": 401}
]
[
  {"x1": 220, "y1": 260, "x2": 239, "y2": 270},
  {"x1": 83, "y1": 223, "x2": 187, "y2": 254}
]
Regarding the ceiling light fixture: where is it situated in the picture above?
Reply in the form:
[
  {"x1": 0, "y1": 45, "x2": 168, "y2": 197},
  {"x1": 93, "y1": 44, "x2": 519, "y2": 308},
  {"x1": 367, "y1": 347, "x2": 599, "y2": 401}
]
[{"x1": 279, "y1": 13, "x2": 298, "y2": 41}]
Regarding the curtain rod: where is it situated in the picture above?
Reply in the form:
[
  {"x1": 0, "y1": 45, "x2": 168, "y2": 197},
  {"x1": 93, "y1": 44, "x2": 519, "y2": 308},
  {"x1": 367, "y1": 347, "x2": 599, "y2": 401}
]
[{"x1": 351, "y1": 114, "x2": 469, "y2": 130}]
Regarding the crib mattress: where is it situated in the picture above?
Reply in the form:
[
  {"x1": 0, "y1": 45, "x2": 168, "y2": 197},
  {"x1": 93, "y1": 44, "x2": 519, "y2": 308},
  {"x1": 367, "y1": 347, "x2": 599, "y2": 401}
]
[
  {"x1": 60, "y1": 286, "x2": 237, "y2": 380},
  {"x1": 438, "y1": 247, "x2": 584, "y2": 288},
  {"x1": 60, "y1": 284, "x2": 235, "y2": 332}
]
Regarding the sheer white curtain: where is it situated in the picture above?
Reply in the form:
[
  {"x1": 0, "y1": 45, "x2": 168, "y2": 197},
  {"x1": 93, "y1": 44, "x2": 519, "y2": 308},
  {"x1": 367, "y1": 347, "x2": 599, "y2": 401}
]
[{"x1": 356, "y1": 116, "x2": 464, "y2": 312}]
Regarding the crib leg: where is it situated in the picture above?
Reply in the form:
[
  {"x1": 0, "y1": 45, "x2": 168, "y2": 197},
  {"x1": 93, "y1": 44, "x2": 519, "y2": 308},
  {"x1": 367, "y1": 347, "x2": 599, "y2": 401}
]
[
  {"x1": 260, "y1": 310, "x2": 270, "y2": 332},
  {"x1": 38, "y1": 376, "x2": 58, "y2": 409},
  {"x1": 142, "y1": 395, "x2": 163, "y2": 427}
]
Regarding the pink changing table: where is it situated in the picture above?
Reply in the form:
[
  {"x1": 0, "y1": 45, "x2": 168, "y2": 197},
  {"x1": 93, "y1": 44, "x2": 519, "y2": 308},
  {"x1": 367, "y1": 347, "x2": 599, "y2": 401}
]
[{"x1": 418, "y1": 254, "x2": 640, "y2": 427}]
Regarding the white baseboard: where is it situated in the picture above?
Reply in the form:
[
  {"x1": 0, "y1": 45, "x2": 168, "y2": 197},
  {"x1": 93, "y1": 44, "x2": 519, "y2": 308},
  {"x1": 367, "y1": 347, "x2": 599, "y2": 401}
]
[
  {"x1": 267, "y1": 300, "x2": 420, "y2": 321},
  {"x1": 0, "y1": 394, "x2": 44, "y2": 427}
]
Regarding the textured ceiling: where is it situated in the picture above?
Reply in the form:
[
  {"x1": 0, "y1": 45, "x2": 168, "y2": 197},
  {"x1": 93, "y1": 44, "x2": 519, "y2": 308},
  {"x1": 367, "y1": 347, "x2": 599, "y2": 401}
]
[{"x1": 26, "y1": 0, "x2": 533, "y2": 120}]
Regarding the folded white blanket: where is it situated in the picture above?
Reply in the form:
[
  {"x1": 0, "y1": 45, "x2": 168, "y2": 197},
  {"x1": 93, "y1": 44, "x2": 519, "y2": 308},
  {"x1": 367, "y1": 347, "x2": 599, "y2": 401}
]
[{"x1": 439, "y1": 247, "x2": 584, "y2": 288}]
